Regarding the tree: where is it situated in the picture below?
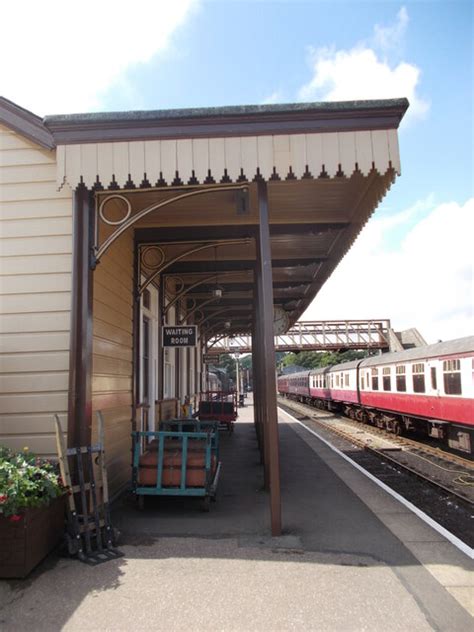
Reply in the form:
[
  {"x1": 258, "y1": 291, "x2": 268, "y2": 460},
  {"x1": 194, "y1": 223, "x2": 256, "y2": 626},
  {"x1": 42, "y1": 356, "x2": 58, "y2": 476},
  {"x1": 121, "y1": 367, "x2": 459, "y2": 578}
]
[{"x1": 279, "y1": 349, "x2": 370, "y2": 370}]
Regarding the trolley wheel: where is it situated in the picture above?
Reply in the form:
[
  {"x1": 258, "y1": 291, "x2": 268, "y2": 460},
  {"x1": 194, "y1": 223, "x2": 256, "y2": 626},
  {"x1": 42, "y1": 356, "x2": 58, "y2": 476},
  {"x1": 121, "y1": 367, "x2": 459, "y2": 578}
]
[
  {"x1": 201, "y1": 496, "x2": 211, "y2": 512},
  {"x1": 137, "y1": 494, "x2": 145, "y2": 511}
]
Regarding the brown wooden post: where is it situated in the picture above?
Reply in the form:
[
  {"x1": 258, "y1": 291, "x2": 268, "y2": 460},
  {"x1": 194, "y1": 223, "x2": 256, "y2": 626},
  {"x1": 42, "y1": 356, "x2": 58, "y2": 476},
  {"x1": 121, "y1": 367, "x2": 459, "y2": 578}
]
[
  {"x1": 67, "y1": 185, "x2": 94, "y2": 448},
  {"x1": 132, "y1": 239, "x2": 140, "y2": 431},
  {"x1": 251, "y1": 325, "x2": 262, "y2": 457},
  {"x1": 254, "y1": 268, "x2": 269, "y2": 480},
  {"x1": 256, "y1": 180, "x2": 281, "y2": 536}
]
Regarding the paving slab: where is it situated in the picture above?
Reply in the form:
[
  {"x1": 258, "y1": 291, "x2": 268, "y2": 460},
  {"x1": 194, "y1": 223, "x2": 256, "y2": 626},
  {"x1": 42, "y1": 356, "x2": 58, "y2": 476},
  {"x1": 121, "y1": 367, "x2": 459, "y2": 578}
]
[
  {"x1": 0, "y1": 539, "x2": 434, "y2": 632},
  {"x1": 0, "y1": 399, "x2": 472, "y2": 631}
]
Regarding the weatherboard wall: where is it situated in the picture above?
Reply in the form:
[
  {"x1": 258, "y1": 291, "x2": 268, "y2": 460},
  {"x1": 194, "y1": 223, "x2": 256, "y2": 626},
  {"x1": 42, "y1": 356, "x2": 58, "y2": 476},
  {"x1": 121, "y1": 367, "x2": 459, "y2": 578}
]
[
  {"x1": 0, "y1": 123, "x2": 73, "y2": 455},
  {"x1": 91, "y1": 230, "x2": 134, "y2": 494}
]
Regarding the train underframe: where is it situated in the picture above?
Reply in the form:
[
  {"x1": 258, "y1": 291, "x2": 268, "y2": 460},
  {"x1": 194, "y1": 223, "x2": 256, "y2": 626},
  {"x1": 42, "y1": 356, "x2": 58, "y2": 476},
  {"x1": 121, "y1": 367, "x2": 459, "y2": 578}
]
[{"x1": 280, "y1": 392, "x2": 473, "y2": 456}]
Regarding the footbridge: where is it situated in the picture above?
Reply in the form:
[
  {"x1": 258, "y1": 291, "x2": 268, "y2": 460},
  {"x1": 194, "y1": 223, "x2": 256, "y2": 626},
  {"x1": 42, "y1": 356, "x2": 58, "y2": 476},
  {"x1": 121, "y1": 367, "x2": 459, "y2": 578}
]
[{"x1": 207, "y1": 320, "x2": 426, "y2": 354}]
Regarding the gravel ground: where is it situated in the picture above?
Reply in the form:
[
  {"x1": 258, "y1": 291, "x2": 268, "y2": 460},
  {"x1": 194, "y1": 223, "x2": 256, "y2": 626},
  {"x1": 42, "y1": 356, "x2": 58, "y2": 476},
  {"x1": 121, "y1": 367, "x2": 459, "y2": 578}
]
[{"x1": 278, "y1": 399, "x2": 474, "y2": 548}]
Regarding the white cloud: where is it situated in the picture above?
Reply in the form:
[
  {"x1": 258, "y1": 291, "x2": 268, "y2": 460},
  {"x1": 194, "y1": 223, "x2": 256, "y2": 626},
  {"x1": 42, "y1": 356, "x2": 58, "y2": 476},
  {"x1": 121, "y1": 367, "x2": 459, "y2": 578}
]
[
  {"x1": 373, "y1": 6, "x2": 409, "y2": 53},
  {"x1": 299, "y1": 8, "x2": 429, "y2": 125},
  {"x1": 304, "y1": 198, "x2": 474, "y2": 344},
  {"x1": 0, "y1": 0, "x2": 198, "y2": 115}
]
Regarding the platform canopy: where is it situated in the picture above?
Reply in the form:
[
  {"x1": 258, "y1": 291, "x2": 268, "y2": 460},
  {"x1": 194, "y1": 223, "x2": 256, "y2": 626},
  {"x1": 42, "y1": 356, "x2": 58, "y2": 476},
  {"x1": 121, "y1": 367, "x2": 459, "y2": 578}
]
[
  {"x1": 45, "y1": 99, "x2": 408, "y2": 338},
  {"x1": 0, "y1": 96, "x2": 409, "y2": 536}
]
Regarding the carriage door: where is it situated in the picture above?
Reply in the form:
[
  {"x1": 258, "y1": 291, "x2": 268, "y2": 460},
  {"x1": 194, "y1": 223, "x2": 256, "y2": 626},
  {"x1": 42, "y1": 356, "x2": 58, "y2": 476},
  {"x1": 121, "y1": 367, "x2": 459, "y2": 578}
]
[{"x1": 140, "y1": 285, "x2": 159, "y2": 430}]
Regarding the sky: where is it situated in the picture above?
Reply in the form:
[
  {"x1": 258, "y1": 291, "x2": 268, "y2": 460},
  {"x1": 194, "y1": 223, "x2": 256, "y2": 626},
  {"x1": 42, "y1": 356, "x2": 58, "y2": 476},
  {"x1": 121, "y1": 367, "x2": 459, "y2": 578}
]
[{"x1": 1, "y1": 0, "x2": 472, "y2": 343}]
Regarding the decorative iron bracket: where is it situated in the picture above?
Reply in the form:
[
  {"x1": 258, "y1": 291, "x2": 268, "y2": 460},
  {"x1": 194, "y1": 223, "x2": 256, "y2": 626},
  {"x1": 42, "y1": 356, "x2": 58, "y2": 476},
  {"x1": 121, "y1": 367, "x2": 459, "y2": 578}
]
[
  {"x1": 138, "y1": 238, "x2": 251, "y2": 295},
  {"x1": 92, "y1": 184, "x2": 249, "y2": 268}
]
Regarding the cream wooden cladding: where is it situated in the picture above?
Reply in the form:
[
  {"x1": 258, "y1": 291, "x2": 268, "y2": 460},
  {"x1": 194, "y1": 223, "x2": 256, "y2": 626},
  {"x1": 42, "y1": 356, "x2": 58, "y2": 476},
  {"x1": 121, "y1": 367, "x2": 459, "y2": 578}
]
[
  {"x1": 0, "y1": 124, "x2": 73, "y2": 456},
  {"x1": 57, "y1": 129, "x2": 401, "y2": 190}
]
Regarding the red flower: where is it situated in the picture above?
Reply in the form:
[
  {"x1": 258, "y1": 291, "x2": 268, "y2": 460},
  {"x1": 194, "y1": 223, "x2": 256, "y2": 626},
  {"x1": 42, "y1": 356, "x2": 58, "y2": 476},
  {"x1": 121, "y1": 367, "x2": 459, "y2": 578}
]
[
  {"x1": 0, "y1": 495, "x2": 7, "y2": 504},
  {"x1": 9, "y1": 514, "x2": 23, "y2": 522}
]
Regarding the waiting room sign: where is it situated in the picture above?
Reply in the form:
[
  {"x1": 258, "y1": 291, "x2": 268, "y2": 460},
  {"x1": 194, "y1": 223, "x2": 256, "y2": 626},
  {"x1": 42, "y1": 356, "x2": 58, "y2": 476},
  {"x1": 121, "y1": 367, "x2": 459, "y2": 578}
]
[{"x1": 162, "y1": 326, "x2": 197, "y2": 347}]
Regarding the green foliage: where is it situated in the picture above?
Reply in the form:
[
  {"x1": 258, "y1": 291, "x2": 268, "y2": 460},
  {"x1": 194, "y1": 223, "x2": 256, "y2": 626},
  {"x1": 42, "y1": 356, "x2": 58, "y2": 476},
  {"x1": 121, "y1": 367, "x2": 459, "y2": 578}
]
[
  {"x1": 214, "y1": 353, "x2": 252, "y2": 381},
  {"x1": 281, "y1": 352, "x2": 298, "y2": 367},
  {"x1": 0, "y1": 447, "x2": 64, "y2": 519},
  {"x1": 214, "y1": 353, "x2": 236, "y2": 381},
  {"x1": 240, "y1": 354, "x2": 252, "y2": 370},
  {"x1": 279, "y1": 349, "x2": 370, "y2": 370}
]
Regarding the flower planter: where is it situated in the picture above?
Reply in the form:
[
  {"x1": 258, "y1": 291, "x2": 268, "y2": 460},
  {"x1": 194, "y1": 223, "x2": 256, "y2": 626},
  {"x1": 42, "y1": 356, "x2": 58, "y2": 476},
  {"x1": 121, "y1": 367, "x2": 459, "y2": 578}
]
[{"x1": 0, "y1": 495, "x2": 66, "y2": 578}]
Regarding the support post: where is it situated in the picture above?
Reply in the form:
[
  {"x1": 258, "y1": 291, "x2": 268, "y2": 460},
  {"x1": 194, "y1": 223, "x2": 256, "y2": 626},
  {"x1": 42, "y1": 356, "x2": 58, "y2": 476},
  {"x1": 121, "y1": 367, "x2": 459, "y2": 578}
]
[
  {"x1": 256, "y1": 180, "x2": 281, "y2": 537},
  {"x1": 132, "y1": 239, "x2": 140, "y2": 431},
  {"x1": 67, "y1": 186, "x2": 94, "y2": 448}
]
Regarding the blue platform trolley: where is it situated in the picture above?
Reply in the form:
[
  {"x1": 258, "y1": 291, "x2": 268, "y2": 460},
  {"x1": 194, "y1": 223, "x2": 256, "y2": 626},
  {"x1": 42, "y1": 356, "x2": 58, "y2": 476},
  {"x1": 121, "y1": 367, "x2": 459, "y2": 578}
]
[{"x1": 132, "y1": 420, "x2": 221, "y2": 511}]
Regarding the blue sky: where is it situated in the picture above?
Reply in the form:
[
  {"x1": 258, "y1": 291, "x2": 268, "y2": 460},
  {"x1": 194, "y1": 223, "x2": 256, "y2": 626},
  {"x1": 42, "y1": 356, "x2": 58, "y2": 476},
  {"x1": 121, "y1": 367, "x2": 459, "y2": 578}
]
[{"x1": 2, "y1": 0, "x2": 472, "y2": 341}]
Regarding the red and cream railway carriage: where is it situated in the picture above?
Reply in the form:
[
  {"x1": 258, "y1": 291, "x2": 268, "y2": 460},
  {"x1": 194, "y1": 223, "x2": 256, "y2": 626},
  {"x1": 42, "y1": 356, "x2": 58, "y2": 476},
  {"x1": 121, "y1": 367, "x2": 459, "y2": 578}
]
[{"x1": 278, "y1": 337, "x2": 474, "y2": 453}]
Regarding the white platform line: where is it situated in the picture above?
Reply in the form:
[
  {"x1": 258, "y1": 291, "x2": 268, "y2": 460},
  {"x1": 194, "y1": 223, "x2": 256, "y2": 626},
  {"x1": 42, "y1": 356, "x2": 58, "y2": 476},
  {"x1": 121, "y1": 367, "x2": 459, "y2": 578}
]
[{"x1": 278, "y1": 406, "x2": 474, "y2": 560}]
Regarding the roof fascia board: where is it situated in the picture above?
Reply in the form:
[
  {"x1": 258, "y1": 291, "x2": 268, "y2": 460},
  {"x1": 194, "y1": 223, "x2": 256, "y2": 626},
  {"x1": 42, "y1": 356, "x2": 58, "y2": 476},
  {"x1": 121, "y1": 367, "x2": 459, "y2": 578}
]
[
  {"x1": 46, "y1": 99, "x2": 409, "y2": 145},
  {"x1": 0, "y1": 97, "x2": 55, "y2": 150}
]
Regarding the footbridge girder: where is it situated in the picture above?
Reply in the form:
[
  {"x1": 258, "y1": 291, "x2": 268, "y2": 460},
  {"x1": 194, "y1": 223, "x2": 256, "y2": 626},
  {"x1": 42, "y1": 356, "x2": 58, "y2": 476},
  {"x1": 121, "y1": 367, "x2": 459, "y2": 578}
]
[{"x1": 208, "y1": 319, "x2": 393, "y2": 353}]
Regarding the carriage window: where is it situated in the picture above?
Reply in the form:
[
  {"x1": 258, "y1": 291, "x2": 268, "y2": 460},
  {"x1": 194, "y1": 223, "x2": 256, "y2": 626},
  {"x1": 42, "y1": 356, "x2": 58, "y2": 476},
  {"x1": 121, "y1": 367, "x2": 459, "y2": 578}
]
[
  {"x1": 382, "y1": 367, "x2": 391, "y2": 391},
  {"x1": 345, "y1": 373, "x2": 349, "y2": 387},
  {"x1": 367, "y1": 372, "x2": 371, "y2": 389},
  {"x1": 371, "y1": 368, "x2": 379, "y2": 391},
  {"x1": 431, "y1": 367, "x2": 437, "y2": 390},
  {"x1": 413, "y1": 363, "x2": 425, "y2": 393},
  {"x1": 396, "y1": 365, "x2": 406, "y2": 392},
  {"x1": 361, "y1": 376, "x2": 365, "y2": 390},
  {"x1": 443, "y1": 359, "x2": 462, "y2": 395},
  {"x1": 336, "y1": 374, "x2": 340, "y2": 387}
]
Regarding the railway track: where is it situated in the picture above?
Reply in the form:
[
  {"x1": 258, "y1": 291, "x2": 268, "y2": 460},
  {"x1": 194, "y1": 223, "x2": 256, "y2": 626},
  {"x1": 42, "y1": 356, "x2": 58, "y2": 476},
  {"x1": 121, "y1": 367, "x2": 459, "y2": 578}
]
[{"x1": 279, "y1": 396, "x2": 474, "y2": 548}]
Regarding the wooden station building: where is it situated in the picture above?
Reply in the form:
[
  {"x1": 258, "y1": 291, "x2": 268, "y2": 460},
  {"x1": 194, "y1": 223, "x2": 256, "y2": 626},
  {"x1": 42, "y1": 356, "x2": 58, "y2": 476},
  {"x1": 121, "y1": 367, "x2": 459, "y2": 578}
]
[{"x1": 0, "y1": 96, "x2": 408, "y2": 534}]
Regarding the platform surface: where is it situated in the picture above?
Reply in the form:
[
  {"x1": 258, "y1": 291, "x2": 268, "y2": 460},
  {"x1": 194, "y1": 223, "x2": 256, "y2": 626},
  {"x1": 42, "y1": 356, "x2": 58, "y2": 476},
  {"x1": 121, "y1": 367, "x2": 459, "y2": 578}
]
[{"x1": 0, "y1": 397, "x2": 472, "y2": 631}]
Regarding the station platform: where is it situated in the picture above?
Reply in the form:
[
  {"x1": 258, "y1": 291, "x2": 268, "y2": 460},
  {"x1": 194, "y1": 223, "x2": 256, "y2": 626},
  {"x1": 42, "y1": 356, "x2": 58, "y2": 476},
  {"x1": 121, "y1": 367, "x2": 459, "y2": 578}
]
[{"x1": 1, "y1": 396, "x2": 472, "y2": 631}]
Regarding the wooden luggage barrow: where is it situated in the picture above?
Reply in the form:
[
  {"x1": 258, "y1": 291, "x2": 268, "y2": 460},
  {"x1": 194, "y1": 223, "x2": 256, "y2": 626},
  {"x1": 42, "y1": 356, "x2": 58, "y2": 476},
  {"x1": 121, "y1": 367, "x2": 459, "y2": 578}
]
[
  {"x1": 197, "y1": 391, "x2": 238, "y2": 433},
  {"x1": 132, "y1": 421, "x2": 221, "y2": 511}
]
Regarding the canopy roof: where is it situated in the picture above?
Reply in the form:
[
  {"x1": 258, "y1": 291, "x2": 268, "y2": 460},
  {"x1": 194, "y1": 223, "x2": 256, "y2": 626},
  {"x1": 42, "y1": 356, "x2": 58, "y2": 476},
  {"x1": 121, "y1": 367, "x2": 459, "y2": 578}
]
[{"x1": 0, "y1": 96, "x2": 409, "y2": 335}]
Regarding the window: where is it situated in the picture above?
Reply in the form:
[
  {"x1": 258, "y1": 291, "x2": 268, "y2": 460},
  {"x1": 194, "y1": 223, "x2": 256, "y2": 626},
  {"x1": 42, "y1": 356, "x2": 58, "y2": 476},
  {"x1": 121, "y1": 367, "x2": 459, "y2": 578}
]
[
  {"x1": 142, "y1": 317, "x2": 150, "y2": 401},
  {"x1": 361, "y1": 376, "x2": 365, "y2": 390},
  {"x1": 371, "y1": 368, "x2": 379, "y2": 391},
  {"x1": 412, "y1": 363, "x2": 425, "y2": 393},
  {"x1": 143, "y1": 288, "x2": 151, "y2": 310},
  {"x1": 396, "y1": 365, "x2": 406, "y2": 392},
  {"x1": 382, "y1": 367, "x2": 391, "y2": 391},
  {"x1": 443, "y1": 359, "x2": 462, "y2": 395},
  {"x1": 367, "y1": 372, "x2": 371, "y2": 388},
  {"x1": 431, "y1": 367, "x2": 437, "y2": 390},
  {"x1": 344, "y1": 373, "x2": 350, "y2": 387},
  {"x1": 336, "y1": 374, "x2": 340, "y2": 387}
]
